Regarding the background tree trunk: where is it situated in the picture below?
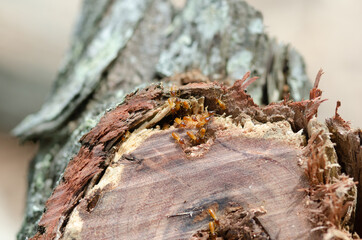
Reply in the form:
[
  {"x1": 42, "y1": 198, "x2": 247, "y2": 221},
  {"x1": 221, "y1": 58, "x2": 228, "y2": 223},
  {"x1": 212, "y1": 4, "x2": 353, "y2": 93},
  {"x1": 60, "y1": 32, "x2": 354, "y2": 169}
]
[{"x1": 13, "y1": 0, "x2": 360, "y2": 239}]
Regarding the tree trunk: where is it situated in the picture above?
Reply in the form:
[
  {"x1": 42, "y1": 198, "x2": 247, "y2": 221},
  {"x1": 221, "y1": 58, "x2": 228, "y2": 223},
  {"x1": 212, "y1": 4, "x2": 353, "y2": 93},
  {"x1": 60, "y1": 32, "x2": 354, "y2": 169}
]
[{"x1": 13, "y1": 0, "x2": 360, "y2": 240}]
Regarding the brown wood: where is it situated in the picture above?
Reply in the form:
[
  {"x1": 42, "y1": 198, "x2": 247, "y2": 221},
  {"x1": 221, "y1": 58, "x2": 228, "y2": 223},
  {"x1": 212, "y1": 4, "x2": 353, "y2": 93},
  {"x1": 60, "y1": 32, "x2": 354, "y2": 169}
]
[
  {"x1": 326, "y1": 102, "x2": 362, "y2": 234},
  {"x1": 14, "y1": 1, "x2": 319, "y2": 239},
  {"x1": 66, "y1": 129, "x2": 312, "y2": 239},
  {"x1": 31, "y1": 85, "x2": 164, "y2": 240},
  {"x1": 30, "y1": 74, "x2": 347, "y2": 240},
  {"x1": 14, "y1": 1, "x2": 360, "y2": 239}
]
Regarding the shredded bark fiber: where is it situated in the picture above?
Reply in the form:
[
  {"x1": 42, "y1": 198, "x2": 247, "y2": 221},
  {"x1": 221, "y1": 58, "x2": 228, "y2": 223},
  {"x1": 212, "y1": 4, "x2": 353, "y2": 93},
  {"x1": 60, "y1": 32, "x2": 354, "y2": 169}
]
[
  {"x1": 30, "y1": 71, "x2": 359, "y2": 240},
  {"x1": 325, "y1": 101, "x2": 362, "y2": 236}
]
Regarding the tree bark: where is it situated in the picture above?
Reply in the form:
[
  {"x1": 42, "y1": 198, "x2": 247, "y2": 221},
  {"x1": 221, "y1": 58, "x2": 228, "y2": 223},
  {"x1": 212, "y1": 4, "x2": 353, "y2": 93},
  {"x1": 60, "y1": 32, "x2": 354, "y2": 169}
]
[{"x1": 13, "y1": 0, "x2": 360, "y2": 240}]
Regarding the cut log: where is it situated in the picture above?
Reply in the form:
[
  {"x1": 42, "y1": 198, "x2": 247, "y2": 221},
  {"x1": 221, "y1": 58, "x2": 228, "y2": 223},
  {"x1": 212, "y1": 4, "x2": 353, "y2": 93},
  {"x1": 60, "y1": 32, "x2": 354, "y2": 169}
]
[
  {"x1": 13, "y1": 0, "x2": 361, "y2": 239},
  {"x1": 29, "y1": 73, "x2": 357, "y2": 240},
  {"x1": 65, "y1": 125, "x2": 311, "y2": 239},
  {"x1": 14, "y1": 1, "x2": 314, "y2": 238}
]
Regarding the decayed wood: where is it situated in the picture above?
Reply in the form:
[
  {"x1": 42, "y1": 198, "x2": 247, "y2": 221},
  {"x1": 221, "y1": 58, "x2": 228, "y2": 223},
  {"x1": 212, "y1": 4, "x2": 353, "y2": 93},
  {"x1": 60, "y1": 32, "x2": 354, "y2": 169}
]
[
  {"x1": 13, "y1": 1, "x2": 316, "y2": 239},
  {"x1": 326, "y1": 102, "x2": 362, "y2": 234},
  {"x1": 27, "y1": 73, "x2": 358, "y2": 240},
  {"x1": 13, "y1": 1, "x2": 361, "y2": 239},
  {"x1": 30, "y1": 85, "x2": 164, "y2": 239}
]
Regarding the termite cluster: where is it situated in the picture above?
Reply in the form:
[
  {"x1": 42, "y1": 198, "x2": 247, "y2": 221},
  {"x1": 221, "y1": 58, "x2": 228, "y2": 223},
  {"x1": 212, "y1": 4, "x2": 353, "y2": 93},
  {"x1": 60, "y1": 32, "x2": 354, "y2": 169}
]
[
  {"x1": 167, "y1": 86, "x2": 190, "y2": 114},
  {"x1": 172, "y1": 109, "x2": 212, "y2": 142},
  {"x1": 171, "y1": 111, "x2": 214, "y2": 147},
  {"x1": 167, "y1": 85, "x2": 227, "y2": 148}
]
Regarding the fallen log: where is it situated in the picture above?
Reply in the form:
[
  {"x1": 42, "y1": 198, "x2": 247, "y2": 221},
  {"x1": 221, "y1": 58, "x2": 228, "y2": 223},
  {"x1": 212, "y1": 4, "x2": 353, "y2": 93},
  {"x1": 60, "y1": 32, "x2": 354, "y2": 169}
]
[
  {"x1": 14, "y1": 0, "x2": 314, "y2": 238},
  {"x1": 13, "y1": 0, "x2": 361, "y2": 239},
  {"x1": 29, "y1": 72, "x2": 358, "y2": 239}
]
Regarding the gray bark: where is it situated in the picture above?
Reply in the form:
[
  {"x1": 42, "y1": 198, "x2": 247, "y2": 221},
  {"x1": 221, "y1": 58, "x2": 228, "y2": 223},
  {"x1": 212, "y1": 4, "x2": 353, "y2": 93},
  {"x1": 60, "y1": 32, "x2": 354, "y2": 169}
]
[{"x1": 13, "y1": 0, "x2": 312, "y2": 239}]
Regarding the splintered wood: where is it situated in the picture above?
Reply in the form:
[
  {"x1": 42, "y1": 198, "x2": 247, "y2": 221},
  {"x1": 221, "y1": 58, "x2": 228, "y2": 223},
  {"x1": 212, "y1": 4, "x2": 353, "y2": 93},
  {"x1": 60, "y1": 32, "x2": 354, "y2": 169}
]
[{"x1": 31, "y1": 72, "x2": 358, "y2": 240}]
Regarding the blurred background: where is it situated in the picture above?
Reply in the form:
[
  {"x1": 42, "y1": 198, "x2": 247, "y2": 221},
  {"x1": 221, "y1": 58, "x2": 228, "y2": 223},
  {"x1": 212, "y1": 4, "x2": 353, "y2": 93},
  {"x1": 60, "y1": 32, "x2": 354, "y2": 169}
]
[{"x1": 0, "y1": 0, "x2": 361, "y2": 239}]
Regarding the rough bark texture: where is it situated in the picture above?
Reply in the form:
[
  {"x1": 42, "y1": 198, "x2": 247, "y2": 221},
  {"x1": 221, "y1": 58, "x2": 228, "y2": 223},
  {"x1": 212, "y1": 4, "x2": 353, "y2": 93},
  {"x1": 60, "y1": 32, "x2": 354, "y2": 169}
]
[
  {"x1": 13, "y1": 0, "x2": 360, "y2": 239},
  {"x1": 326, "y1": 102, "x2": 362, "y2": 234}
]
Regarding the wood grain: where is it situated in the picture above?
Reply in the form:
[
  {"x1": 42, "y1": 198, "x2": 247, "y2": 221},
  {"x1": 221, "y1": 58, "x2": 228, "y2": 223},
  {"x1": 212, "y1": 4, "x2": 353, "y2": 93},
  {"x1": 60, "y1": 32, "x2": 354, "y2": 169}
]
[{"x1": 71, "y1": 129, "x2": 313, "y2": 239}]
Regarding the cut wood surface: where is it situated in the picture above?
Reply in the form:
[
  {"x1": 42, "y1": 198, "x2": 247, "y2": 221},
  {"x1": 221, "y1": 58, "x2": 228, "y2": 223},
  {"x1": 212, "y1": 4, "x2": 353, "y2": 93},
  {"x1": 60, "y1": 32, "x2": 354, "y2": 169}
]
[
  {"x1": 28, "y1": 74, "x2": 358, "y2": 240},
  {"x1": 14, "y1": 1, "x2": 315, "y2": 239},
  {"x1": 64, "y1": 127, "x2": 312, "y2": 239},
  {"x1": 13, "y1": 0, "x2": 361, "y2": 239}
]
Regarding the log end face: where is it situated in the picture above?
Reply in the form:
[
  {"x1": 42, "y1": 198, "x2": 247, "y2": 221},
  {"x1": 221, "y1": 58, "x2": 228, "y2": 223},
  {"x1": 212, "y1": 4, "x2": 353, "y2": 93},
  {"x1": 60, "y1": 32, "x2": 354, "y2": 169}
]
[{"x1": 63, "y1": 116, "x2": 313, "y2": 240}]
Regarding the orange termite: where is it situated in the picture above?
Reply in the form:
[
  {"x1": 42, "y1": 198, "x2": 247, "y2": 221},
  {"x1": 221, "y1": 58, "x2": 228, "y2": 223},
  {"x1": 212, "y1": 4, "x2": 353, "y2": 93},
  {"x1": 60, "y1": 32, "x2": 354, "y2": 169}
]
[
  {"x1": 199, "y1": 128, "x2": 206, "y2": 139},
  {"x1": 199, "y1": 115, "x2": 211, "y2": 124},
  {"x1": 121, "y1": 131, "x2": 130, "y2": 141},
  {"x1": 168, "y1": 98, "x2": 175, "y2": 108},
  {"x1": 196, "y1": 121, "x2": 205, "y2": 128},
  {"x1": 208, "y1": 208, "x2": 219, "y2": 225},
  {"x1": 216, "y1": 98, "x2": 226, "y2": 110},
  {"x1": 174, "y1": 118, "x2": 186, "y2": 127},
  {"x1": 182, "y1": 101, "x2": 190, "y2": 109},
  {"x1": 187, "y1": 131, "x2": 197, "y2": 142},
  {"x1": 209, "y1": 221, "x2": 216, "y2": 240},
  {"x1": 183, "y1": 116, "x2": 192, "y2": 122},
  {"x1": 174, "y1": 98, "x2": 181, "y2": 111},
  {"x1": 171, "y1": 132, "x2": 185, "y2": 145},
  {"x1": 170, "y1": 85, "x2": 178, "y2": 97},
  {"x1": 195, "y1": 111, "x2": 213, "y2": 128},
  {"x1": 174, "y1": 118, "x2": 182, "y2": 125},
  {"x1": 182, "y1": 116, "x2": 195, "y2": 128}
]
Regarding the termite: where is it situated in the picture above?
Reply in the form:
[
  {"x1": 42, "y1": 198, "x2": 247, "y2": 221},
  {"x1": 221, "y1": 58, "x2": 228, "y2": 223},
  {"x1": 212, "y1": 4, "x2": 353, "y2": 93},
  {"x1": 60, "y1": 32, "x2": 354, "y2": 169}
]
[
  {"x1": 193, "y1": 110, "x2": 214, "y2": 128},
  {"x1": 121, "y1": 131, "x2": 130, "y2": 142},
  {"x1": 168, "y1": 86, "x2": 181, "y2": 113},
  {"x1": 183, "y1": 116, "x2": 197, "y2": 128},
  {"x1": 208, "y1": 208, "x2": 219, "y2": 225},
  {"x1": 209, "y1": 221, "x2": 217, "y2": 240},
  {"x1": 195, "y1": 121, "x2": 205, "y2": 128},
  {"x1": 174, "y1": 118, "x2": 186, "y2": 127},
  {"x1": 199, "y1": 115, "x2": 211, "y2": 124},
  {"x1": 171, "y1": 132, "x2": 185, "y2": 145},
  {"x1": 174, "y1": 98, "x2": 181, "y2": 111},
  {"x1": 168, "y1": 98, "x2": 175, "y2": 108},
  {"x1": 182, "y1": 101, "x2": 190, "y2": 110},
  {"x1": 186, "y1": 131, "x2": 197, "y2": 142},
  {"x1": 199, "y1": 128, "x2": 206, "y2": 139},
  {"x1": 170, "y1": 85, "x2": 178, "y2": 97},
  {"x1": 216, "y1": 98, "x2": 226, "y2": 110},
  {"x1": 183, "y1": 116, "x2": 192, "y2": 122}
]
